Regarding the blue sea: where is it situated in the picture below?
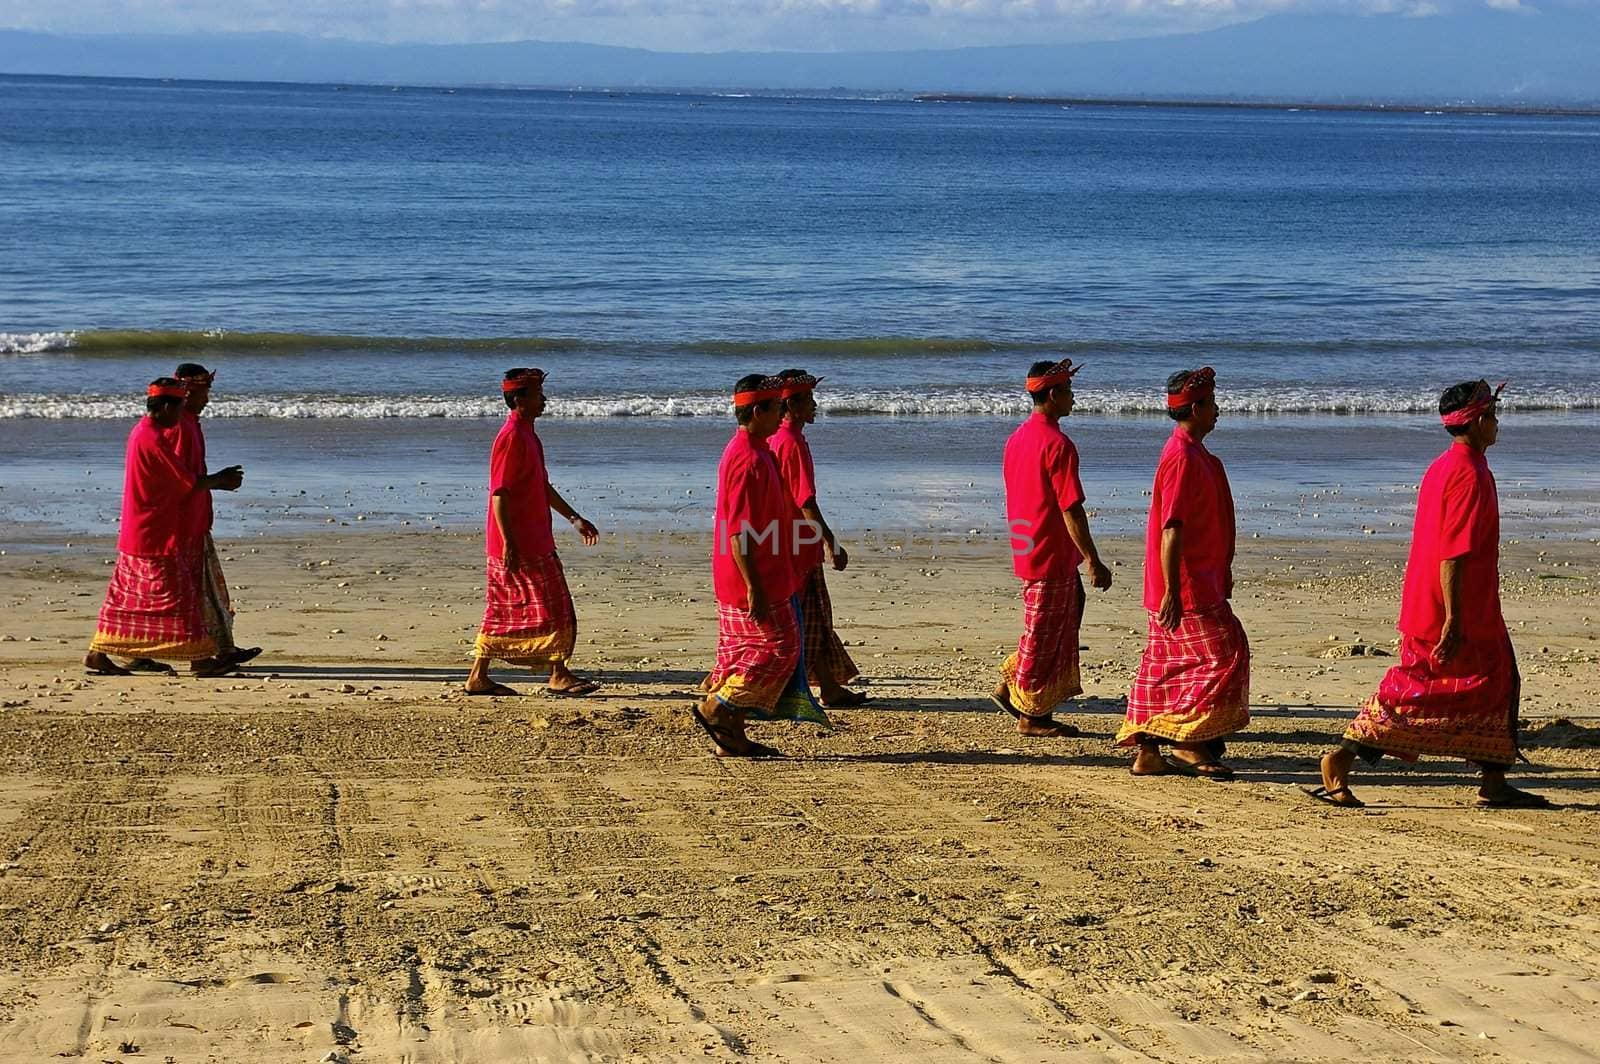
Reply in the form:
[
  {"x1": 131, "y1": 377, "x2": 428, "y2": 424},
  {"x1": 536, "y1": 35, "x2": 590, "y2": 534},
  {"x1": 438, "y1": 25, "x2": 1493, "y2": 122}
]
[{"x1": 2, "y1": 75, "x2": 1598, "y2": 541}]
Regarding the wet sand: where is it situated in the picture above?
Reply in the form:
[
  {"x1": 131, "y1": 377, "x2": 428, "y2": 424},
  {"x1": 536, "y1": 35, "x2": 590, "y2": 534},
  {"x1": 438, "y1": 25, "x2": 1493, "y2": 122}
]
[{"x1": 0, "y1": 529, "x2": 1597, "y2": 1062}]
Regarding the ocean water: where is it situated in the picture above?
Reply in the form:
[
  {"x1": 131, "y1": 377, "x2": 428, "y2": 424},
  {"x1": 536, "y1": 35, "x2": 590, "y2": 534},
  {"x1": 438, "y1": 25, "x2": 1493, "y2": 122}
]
[{"x1": 2, "y1": 75, "x2": 1598, "y2": 540}]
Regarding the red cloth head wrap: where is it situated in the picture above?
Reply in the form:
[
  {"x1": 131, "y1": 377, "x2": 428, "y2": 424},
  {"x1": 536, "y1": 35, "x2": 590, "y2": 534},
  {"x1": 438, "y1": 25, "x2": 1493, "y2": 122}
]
[
  {"x1": 502, "y1": 369, "x2": 546, "y2": 394},
  {"x1": 1167, "y1": 366, "x2": 1216, "y2": 410},
  {"x1": 1026, "y1": 359, "x2": 1082, "y2": 393},
  {"x1": 733, "y1": 377, "x2": 786, "y2": 407},
  {"x1": 147, "y1": 381, "x2": 188, "y2": 400},
  {"x1": 779, "y1": 373, "x2": 823, "y2": 398},
  {"x1": 1440, "y1": 380, "x2": 1506, "y2": 427},
  {"x1": 177, "y1": 369, "x2": 215, "y2": 386}
]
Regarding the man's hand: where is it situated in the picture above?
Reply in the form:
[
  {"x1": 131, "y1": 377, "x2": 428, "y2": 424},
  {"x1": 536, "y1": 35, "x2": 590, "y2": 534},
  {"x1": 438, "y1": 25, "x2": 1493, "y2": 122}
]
[
  {"x1": 1157, "y1": 592, "x2": 1183, "y2": 632},
  {"x1": 571, "y1": 516, "x2": 599, "y2": 546},
  {"x1": 1088, "y1": 558, "x2": 1112, "y2": 590},
  {"x1": 211, "y1": 465, "x2": 244, "y2": 492},
  {"x1": 831, "y1": 544, "x2": 849, "y2": 572},
  {"x1": 1432, "y1": 616, "x2": 1462, "y2": 665},
  {"x1": 746, "y1": 584, "x2": 771, "y2": 622},
  {"x1": 502, "y1": 542, "x2": 522, "y2": 572}
]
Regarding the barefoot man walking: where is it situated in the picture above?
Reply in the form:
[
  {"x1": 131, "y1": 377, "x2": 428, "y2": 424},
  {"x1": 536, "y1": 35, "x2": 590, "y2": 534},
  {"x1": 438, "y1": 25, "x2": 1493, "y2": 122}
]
[
  {"x1": 1312, "y1": 380, "x2": 1551, "y2": 810},
  {"x1": 84, "y1": 378, "x2": 241, "y2": 678},
  {"x1": 1118, "y1": 367, "x2": 1250, "y2": 779},
  {"x1": 465, "y1": 368, "x2": 601, "y2": 698},
  {"x1": 770, "y1": 369, "x2": 868, "y2": 709},
  {"x1": 994, "y1": 359, "x2": 1112, "y2": 738}
]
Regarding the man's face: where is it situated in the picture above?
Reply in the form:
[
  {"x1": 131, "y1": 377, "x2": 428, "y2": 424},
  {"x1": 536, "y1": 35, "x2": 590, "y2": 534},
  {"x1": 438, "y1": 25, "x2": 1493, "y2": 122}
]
[
  {"x1": 1477, "y1": 406, "x2": 1500, "y2": 448},
  {"x1": 1055, "y1": 382, "x2": 1075, "y2": 417},
  {"x1": 184, "y1": 382, "x2": 211, "y2": 414},
  {"x1": 788, "y1": 391, "x2": 817, "y2": 425},
  {"x1": 752, "y1": 398, "x2": 784, "y2": 437},
  {"x1": 1191, "y1": 395, "x2": 1220, "y2": 435},
  {"x1": 518, "y1": 383, "x2": 547, "y2": 418}
]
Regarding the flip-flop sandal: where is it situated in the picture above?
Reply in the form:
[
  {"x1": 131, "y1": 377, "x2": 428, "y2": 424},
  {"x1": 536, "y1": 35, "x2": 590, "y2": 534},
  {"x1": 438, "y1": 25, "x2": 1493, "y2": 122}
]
[
  {"x1": 226, "y1": 646, "x2": 263, "y2": 666},
  {"x1": 991, "y1": 695, "x2": 1081, "y2": 738},
  {"x1": 466, "y1": 683, "x2": 518, "y2": 697},
  {"x1": 1475, "y1": 788, "x2": 1555, "y2": 810},
  {"x1": 191, "y1": 661, "x2": 239, "y2": 678},
  {"x1": 1164, "y1": 756, "x2": 1235, "y2": 781},
  {"x1": 123, "y1": 658, "x2": 176, "y2": 675},
  {"x1": 822, "y1": 690, "x2": 871, "y2": 708},
  {"x1": 1301, "y1": 784, "x2": 1366, "y2": 809},
  {"x1": 547, "y1": 679, "x2": 600, "y2": 697},
  {"x1": 690, "y1": 707, "x2": 779, "y2": 758},
  {"x1": 85, "y1": 664, "x2": 134, "y2": 677}
]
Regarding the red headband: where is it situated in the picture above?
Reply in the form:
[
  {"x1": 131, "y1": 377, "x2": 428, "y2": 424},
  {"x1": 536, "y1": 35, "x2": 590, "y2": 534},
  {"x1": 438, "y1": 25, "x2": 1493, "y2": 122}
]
[
  {"x1": 1026, "y1": 359, "x2": 1082, "y2": 393},
  {"x1": 1167, "y1": 366, "x2": 1216, "y2": 410},
  {"x1": 502, "y1": 371, "x2": 546, "y2": 394},
  {"x1": 147, "y1": 382, "x2": 188, "y2": 399},
  {"x1": 1440, "y1": 380, "x2": 1506, "y2": 427},
  {"x1": 780, "y1": 374, "x2": 823, "y2": 398},
  {"x1": 733, "y1": 376, "x2": 786, "y2": 406}
]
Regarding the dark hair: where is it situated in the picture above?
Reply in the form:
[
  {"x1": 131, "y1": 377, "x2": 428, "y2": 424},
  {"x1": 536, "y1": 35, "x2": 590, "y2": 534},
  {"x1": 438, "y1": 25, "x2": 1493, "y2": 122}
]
[
  {"x1": 734, "y1": 372, "x2": 769, "y2": 426},
  {"x1": 503, "y1": 367, "x2": 532, "y2": 409},
  {"x1": 174, "y1": 362, "x2": 210, "y2": 379},
  {"x1": 1026, "y1": 360, "x2": 1059, "y2": 403},
  {"x1": 1166, "y1": 370, "x2": 1196, "y2": 421},
  {"x1": 145, "y1": 377, "x2": 184, "y2": 415},
  {"x1": 1440, "y1": 379, "x2": 1486, "y2": 437}
]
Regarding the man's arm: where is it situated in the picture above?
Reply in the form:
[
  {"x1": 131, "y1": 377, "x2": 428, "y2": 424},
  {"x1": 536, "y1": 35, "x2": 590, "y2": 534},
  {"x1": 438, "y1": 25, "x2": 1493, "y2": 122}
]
[
  {"x1": 546, "y1": 482, "x2": 599, "y2": 545},
  {"x1": 799, "y1": 497, "x2": 847, "y2": 571},
  {"x1": 730, "y1": 531, "x2": 769, "y2": 620},
  {"x1": 1157, "y1": 523, "x2": 1183, "y2": 631},
  {"x1": 1434, "y1": 557, "x2": 1463, "y2": 664},
  {"x1": 1062, "y1": 502, "x2": 1110, "y2": 590},
  {"x1": 491, "y1": 493, "x2": 520, "y2": 569}
]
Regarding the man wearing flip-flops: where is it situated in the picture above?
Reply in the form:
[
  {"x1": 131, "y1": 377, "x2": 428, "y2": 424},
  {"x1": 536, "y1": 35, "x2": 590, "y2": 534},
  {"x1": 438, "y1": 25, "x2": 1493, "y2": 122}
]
[
  {"x1": 992, "y1": 358, "x2": 1113, "y2": 739},
  {"x1": 464, "y1": 368, "x2": 602, "y2": 698},
  {"x1": 1311, "y1": 380, "x2": 1553, "y2": 811}
]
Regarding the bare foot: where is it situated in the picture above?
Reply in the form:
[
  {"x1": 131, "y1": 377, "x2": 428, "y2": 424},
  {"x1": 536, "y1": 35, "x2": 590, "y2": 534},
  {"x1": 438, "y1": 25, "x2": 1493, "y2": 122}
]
[
  {"x1": 1315, "y1": 750, "x2": 1363, "y2": 807},
  {"x1": 1167, "y1": 746, "x2": 1235, "y2": 780},
  {"x1": 1131, "y1": 743, "x2": 1168, "y2": 776}
]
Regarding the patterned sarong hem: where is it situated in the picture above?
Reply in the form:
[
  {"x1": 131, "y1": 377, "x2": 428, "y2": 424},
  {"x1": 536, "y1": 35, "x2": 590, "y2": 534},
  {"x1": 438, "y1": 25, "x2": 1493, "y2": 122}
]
[
  {"x1": 708, "y1": 596, "x2": 829, "y2": 726},
  {"x1": 1118, "y1": 602, "x2": 1250, "y2": 747},
  {"x1": 1000, "y1": 575, "x2": 1084, "y2": 716},
  {"x1": 476, "y1": 551, "x2": 577, "y2": 666},
  {"x1": 799, "y1": 565, "x2": 860, "y2": 687},
  {"x1": 90, "y1": 551, "x2": 218, "y2": 663},
  {"x1": 200, "y1": 534, "x2": 236, "y2": 652},
  {"x1": 1342, "y1": 633, "x2": 1518, "y2": 766}
]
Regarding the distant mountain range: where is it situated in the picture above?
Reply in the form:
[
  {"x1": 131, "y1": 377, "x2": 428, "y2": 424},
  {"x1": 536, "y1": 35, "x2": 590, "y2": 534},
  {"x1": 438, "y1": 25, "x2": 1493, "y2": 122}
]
[{"x1": 4, "y1": 8, "x2": 1599, "y2": 104}]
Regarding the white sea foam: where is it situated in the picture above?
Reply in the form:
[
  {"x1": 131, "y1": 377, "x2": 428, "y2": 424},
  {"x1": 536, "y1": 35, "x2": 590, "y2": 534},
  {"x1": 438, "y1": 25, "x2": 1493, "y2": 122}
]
[
  {"x1": 1, "y1": 389, "x2": 1594, "y2": 420},
  {"x1": 0, "y1": 332, "x2": 75, "y2": 355}
]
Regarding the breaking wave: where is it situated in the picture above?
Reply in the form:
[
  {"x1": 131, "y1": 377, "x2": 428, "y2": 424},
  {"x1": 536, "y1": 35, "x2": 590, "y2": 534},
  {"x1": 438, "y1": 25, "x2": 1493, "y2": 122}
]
[{"x1": 2, "y1": 389, "x2": 1594, "y2": 419}]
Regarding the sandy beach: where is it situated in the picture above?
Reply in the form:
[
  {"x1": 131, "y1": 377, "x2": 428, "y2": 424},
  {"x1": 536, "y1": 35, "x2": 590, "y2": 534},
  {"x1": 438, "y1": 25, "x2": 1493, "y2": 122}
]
[{"x1": 0, "y1": 527, "x2": 1596, "y2": 1062}]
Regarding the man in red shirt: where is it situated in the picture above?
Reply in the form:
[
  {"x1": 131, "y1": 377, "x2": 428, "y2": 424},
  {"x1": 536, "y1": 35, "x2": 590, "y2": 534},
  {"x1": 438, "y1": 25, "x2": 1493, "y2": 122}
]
[
  {"x1": 1118, "y1": 367, "x2": 1250, "y2": 779},
  {"x1": 1312, "y1": 380, "x2": 1550, "y2": 809},
  {"x1": 995, "y1": 359, "x2": 1112, "y2": 737},
  {"x1": 125, "y1": 363, "x2": 260, "y2": 674},
  {"x1": 84, "y1": 379, "x2": 241, "y2": 677},
  {"x1": 694, "y1": 374, "x2": 828, "y2": 758},
  {"x1": 465, "y1": 368, "x2": 600, "y2": 697},
  {"x1": 770, "y1": 369, "x2": 867, "y2": 709}
]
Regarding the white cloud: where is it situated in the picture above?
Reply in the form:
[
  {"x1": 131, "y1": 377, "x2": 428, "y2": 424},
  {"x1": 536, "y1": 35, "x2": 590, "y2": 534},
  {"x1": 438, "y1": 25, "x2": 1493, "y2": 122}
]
[{"x1": 0, "y1": 0, "x2": 1547, "y2": 49}]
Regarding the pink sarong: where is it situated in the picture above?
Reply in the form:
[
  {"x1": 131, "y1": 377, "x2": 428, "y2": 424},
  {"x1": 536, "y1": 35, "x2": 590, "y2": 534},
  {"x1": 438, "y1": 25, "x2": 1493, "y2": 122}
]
[
  {"x1": 474, "y1": 551, "x2": 577, "y2": 667},
  {"x1": 89, "y1": 549, "x2": 218, "y2": 662},
  {"x1": 1344, "y1": 633, "x2": 1519, "y2": 767},
  {"x1": 1000, "y1": 576, "x2": 1084, "y2": 716},
  {"x1": 1118, "y1": 602, "x2": 1250, "y2": 746}
]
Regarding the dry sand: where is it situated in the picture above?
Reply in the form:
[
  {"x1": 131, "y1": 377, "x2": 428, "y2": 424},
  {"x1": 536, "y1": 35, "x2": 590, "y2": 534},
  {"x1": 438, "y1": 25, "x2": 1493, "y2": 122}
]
[{"x1": 0, "y1": 529, "x2": 1597, "y2": 1063}]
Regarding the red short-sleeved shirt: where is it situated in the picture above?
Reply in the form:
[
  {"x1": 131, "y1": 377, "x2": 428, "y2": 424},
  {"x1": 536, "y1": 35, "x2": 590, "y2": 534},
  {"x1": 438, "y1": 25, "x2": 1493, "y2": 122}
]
[
  {"x1": 713, "y1": 428, "x2": 801, "y2": 607},
  {"x1": 172, "y1": 411, "x2": 213, "y2": 539},
  {"x1": 1397, "y1": 443, "x2": 1503, "y2": 643},
  {"x1": 769, "y1": 419, "x2": 824, "y2": 573},
  {"x1": 1142, "y1": 426, "x2": 1236, "y2": 611},
  {"x1": 1004, "y1": 412, "x2": 1086, "y2": 581},
  {"x1": 116, "y1": 416, "x2": 198, "y2": 557},
  {"x1": 485, "y1": 411, "x2": 555, "y2": 560}
]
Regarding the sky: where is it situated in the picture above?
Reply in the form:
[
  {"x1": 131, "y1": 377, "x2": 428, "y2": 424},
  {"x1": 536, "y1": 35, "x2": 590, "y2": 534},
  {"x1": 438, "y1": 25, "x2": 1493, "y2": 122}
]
[{"x1": 0, "y1": 0, "x2": 1557, "y2": 52}]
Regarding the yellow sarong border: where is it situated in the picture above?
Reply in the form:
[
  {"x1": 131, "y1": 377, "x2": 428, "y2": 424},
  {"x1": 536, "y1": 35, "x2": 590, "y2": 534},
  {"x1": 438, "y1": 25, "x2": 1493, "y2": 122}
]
[{"x1": 1000, "y1": 652, "x2": 1083, "y2": 716}]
